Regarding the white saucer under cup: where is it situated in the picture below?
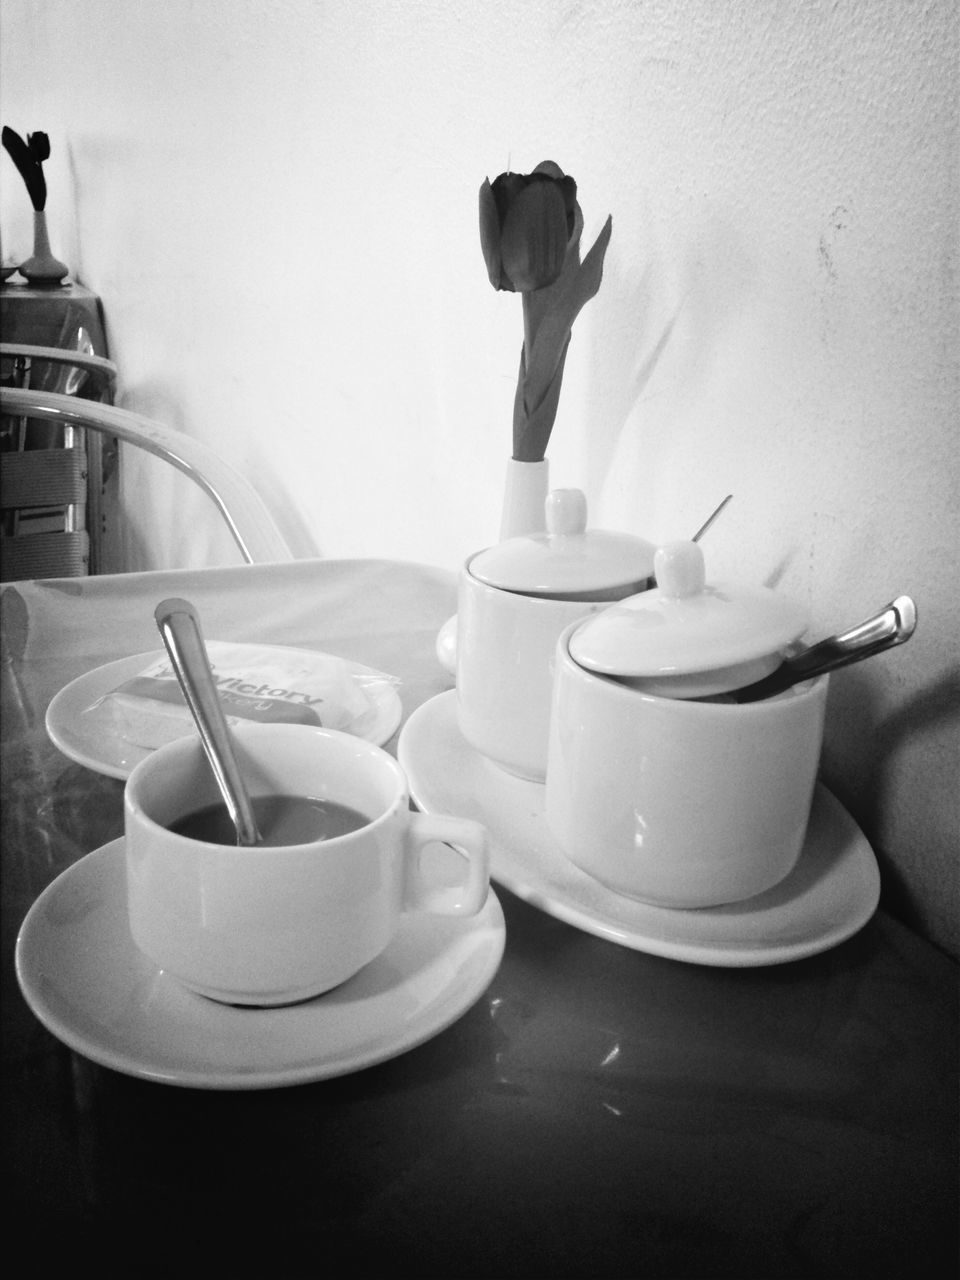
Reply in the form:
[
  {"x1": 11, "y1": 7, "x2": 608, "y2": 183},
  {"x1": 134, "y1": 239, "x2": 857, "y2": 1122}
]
[
  {"x1": 398, "y1": 691, "x2": 881, "y2": 968},
  {"x1": 14, "y1": 839, "x2": 505, "y2": 1089}
]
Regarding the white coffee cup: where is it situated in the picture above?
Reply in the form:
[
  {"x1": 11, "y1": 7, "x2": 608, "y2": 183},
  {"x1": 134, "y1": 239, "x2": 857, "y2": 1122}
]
[
  {"x1": 124, "y1": 722, "x2": 489, "y2": 1006},
  {"x1": 545, "y1": 621, "x2": 828, "y2": 908}
]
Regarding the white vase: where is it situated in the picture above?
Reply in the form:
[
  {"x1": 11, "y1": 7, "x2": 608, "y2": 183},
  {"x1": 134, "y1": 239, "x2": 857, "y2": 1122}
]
[
  {"x1": 499, "y1": 457, "x2": 549, "y2": 541},
  {"x1": 436, "y1": 457, "x2": 551, "y2": 676}
]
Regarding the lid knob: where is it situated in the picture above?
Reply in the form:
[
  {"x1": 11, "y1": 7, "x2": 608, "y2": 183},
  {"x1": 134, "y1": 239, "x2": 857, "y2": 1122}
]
[
  {"x1": 654, "y1": 541, "x2": 706, "y2": 599},
  {"x1": 545, "y1": 489, "x2": 588, "y2": 536}
]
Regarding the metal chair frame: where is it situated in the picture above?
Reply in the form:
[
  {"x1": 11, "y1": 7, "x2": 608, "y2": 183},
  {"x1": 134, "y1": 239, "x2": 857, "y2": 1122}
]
[{"x1": 2, "y1": 353, "x2": 291, "y2": 575}]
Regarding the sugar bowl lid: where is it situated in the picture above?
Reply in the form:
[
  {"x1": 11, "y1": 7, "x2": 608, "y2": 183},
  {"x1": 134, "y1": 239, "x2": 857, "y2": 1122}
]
[
  {"x1": 568, "y1": 540, "x2": 809, "y2": 679},
  {"x1": 469, "y1": 489, "x2": 656, "y2": 599}
]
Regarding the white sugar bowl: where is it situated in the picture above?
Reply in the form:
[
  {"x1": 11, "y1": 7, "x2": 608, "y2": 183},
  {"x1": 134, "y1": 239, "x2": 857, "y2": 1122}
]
[
  {"x1": 456, "y1": 489, "x2": 656, "y2": 781},
  {"x1": 545, "y1": 540, "x2": 829, "y2": 908}
]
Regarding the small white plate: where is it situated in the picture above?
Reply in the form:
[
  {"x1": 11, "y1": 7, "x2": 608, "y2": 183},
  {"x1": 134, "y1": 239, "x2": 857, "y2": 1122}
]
[
  {"x1": 398, "y1": 691, "x2": 881, "y2": 968},
  {"x1": 15, "y1": 840, "x2": 505, "y2": 1089},
  {"x1": 46, "y1": 649, "x2": 404, "y2": 780}
]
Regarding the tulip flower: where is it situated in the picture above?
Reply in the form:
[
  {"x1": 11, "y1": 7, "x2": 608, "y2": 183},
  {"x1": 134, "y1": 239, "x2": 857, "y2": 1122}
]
[
  {"x1": 479, "y1": 160, "x2": 612, "y2": 462},
  {"x1": 480, "y1": 166, "x2": 578, "y2": 292}
]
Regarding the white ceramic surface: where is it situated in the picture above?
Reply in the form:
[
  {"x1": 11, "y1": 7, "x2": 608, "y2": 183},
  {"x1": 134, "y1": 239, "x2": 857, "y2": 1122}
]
[
  {"x1": 15, "y1": 840, "x2": 505, "y2": 1089},
  {"x1": 455, "y1": 560, "x2": 610, "y2": 781},
  {"x1": 398, "y1": 691, "x2": 879, "y2": 967},
  {"x1": 46, "y1": 649, "x2": 403, "y2": 780},
  {"x1": 499, "y1": 456, "x2": 549, "y2": 541},
  {"x1": 456, "y1": 487, "x2": 656, "y2": 782},
  {"x1": 547, "y1": 623, "x2": 828, "y2": 907},
  {"x1": 570, "y1": 540, "x2": 809, "y2": 698},
  {"x1": 473, "y1": 488, "x2": 655, "y2": 598},
  {"x1": 435, "y1": 613, "x2": 459, "y2": 676},
  {"x1": 125, "y1": 723, "x2": 489, "y2": 1006}
]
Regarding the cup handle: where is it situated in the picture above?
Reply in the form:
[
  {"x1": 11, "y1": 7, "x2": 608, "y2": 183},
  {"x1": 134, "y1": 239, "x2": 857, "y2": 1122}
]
[{"x1": 405, "y1": 814, "x2": 489, "y2": 916}]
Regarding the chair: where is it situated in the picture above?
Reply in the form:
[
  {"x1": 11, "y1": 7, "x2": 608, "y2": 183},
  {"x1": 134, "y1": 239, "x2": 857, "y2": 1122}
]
[
  {"x1": 0, "y1": 342, "x2": 118, "y2": 397},
  {"x1": 2, "y1": 343, "x2": 118, "y2": 580},
  {"x1": 2, "y1": 356, "x2": 292, "y2": 579}
]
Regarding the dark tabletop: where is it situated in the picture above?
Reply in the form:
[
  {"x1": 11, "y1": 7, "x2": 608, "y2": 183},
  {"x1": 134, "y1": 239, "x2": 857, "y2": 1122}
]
[{"x1": 2, "y1": 560, "x2": 957, "y2": 1278}]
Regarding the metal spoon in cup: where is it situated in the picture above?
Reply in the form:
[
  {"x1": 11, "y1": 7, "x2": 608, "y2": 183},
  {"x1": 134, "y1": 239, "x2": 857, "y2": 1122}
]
[{"x1": 154, "y1": 597, "x2": 262, "y2": 846}]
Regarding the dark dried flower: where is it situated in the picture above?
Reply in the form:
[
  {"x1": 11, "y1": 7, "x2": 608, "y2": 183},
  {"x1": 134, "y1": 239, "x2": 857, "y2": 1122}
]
[
  {"x1": 1, "y1": 126, "x2": 49, "y2": 209},
  {"x1": 27, "y1": 132, "x2": 51, "y2": 163},
  {"x1": 479, "y1": 159, "x2": 612, "y2": 461}
]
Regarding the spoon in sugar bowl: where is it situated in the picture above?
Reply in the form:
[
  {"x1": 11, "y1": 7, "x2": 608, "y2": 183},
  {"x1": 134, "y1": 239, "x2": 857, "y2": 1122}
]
[
  {"x1": 569, "y1": 541, "x2": 916, "y2": 702},
  {"x1": 154, "y1": 598, "x2": 262, "y2": 846},
  {"x1": 691, "y1": 493, "x2": 733, "y2": 544},
  {"x1": 722, "y1": 595, "x2": 917, "y2": 703}
]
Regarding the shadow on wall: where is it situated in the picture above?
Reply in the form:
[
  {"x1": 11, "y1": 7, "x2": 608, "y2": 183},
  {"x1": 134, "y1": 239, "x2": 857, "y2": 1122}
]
[
  {"x1": 582, "y1": 260, "x2": 678, "y2": 500},
  {"x1": 585, "y1": 209, "x2": 755, "y2": 509},
  {"x1": 821, "y1": 661, "x2": 960, "y2": 958}
]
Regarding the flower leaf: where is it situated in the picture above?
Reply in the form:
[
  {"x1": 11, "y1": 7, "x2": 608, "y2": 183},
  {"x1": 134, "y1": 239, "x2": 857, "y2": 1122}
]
[
  {"x1": 521, "y1": 214, "x2": 612, "y2": 421},
  {"x1": 513, "y1": 336, "x2": 571, "y2": 461}
]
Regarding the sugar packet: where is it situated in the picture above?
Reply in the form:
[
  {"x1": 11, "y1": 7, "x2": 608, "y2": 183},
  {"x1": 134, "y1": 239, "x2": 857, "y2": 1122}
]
[{"x1": 85, "y1": 641, "x2": 399, "y2": 749}]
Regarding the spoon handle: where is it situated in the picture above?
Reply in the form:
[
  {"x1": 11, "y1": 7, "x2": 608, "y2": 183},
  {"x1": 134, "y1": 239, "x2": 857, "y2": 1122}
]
[
  {"x1": 691, "y1": 494, "x2": 733, "y2": 543},
  {"x1": 154, "y1": 598, "x2": 261, "y2": 846},
  {"x1": 732, "y1": 595, "x2": 917, "y2": 703}
]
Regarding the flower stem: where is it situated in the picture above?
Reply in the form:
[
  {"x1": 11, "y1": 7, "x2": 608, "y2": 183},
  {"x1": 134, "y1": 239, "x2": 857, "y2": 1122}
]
[{"x1": 522, "y1": 290, "x2": 535, "y2": 368}]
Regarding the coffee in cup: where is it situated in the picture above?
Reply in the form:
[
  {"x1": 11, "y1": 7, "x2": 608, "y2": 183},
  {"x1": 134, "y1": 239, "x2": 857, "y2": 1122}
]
[{"x1": 168, "y1": 794, "x2": 370, "y2": 845}]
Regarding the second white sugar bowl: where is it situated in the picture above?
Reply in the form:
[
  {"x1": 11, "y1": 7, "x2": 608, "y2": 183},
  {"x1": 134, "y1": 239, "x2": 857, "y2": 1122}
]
[
  {"x1": 456, "y1": 489, "x2": 656, "y2": 781},
  {"x1": 545, "y1": 540, "x2": 829, "y2": 908}
]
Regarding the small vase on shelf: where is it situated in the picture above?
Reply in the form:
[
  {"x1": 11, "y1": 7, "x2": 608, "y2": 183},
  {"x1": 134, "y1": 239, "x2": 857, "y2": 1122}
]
[{"x1": 18, "y1": 210, "x2": 68, "y2": 286}]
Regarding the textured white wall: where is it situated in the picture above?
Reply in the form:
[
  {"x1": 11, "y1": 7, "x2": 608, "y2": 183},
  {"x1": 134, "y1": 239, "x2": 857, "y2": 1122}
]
[{"x1": 2, "y1": 0, "x2": 957, "y2": 955}]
